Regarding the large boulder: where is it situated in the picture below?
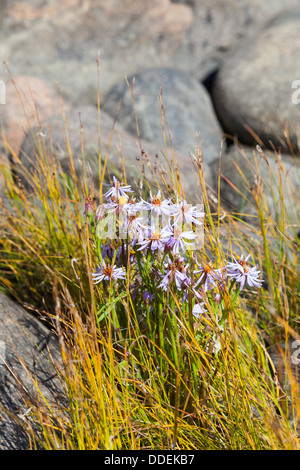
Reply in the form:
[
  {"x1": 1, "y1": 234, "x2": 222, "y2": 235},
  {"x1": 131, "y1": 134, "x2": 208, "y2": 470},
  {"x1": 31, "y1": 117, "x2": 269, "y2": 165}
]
[
  {"x1": 0, "y1": 293, "x2": 63, "y2": 450},
  {"x1": 19, "y1": 104, "x2": 212, "y2": 204},
  {"x1": 268, "y1": 338, "x2": 300, "y2": 426},
  {"x1": 210, "y1": 145, "x2": 300, "y2": 232},
  {"x1": 212, "y1": 15, "x2": 300, "y2": 154},
  {"x1": 102, "y1": 68, "x2": 223, "y2": 163},
  {"x1": 0, "y1": 75, "x2": 63, "y2": 156},
  {"x1": 0, "y1": 0, "x2": 193, "y2": 104},
  {"x1": 2, "y1": 0, "x2": 300, "y2": 106},
  {"x1": 172, "y1": 0, "x2": 300, "y2": 80}
]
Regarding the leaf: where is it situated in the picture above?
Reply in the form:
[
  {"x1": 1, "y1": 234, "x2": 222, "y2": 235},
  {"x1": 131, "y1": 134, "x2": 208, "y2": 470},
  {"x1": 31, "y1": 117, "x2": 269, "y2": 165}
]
[{"x1": 96, "y1": 290, "x2": 127, "y2": 322}]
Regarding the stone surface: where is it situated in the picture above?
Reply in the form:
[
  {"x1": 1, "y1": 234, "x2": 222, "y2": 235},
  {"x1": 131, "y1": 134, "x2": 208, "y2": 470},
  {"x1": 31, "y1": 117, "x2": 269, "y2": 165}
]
[
  {"x1": 0, "y1": 75, "x2": 63, "y2": 156},
  {"x1": 2, "y1": 0, "x2": 300, "y2": 107},
  {"x1": 210, "y1": 145, "x2": 300, "y2": 231},
  {"x1": 268, "y1": 339, "x2": 300, "y2": 425},
  {"x1": 0, "y1": 293, "x2": 63, "y2": 450},
  {"x1": 0, "y1": 0, "x2": 193, "y2": 105},
  {"x1": 171, "y1": 0, "x2": 300, "y2": 80},
  {"x1": 19, "y1": 104, "x2": 212, "y2": 204},
  {"x1": 212, "y1": 16, "x2": 300, "y2": 154},
  {"x1": 0, "y1": 153, "x2": 11, "y2": 210},
  {"x1": 102, "y1": 68, "x2": 223, "y2": 163}
]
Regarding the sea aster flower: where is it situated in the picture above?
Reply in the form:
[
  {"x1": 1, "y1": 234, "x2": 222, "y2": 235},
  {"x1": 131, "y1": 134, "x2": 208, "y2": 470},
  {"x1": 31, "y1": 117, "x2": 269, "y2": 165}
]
[
  {"x1": 226, "y1": 254, "x2": 263, "y2": 290},
  {"x1": 101, "y1": 243, "x2": 115, "y2": 261},
  {"x1": 170, "y1": 227, "x2": 197, "y2": 254},
  {"x1": 180, "y1": 277, "x2": 205, "y2": 302},
  {"x1": 164, "y1": 235, "x2": 177, "y2": 252},
  {"x1": 143, "y1": 291, "x2": 155, "y2": 304},
  {"x1": 139, "y1": 190, "x2": 172, "y2": 216},
  {"x1": 172, "y1": 199, "x2": 205, "y2": 228},
  {"x1": 194, "y1": 262, "x2": 224, "y2": 291},
  {"x1": 137, "y1": 224, "x2": 173, "y2": 252},
  {"x1": 158, "y1": 256, "x2": 188, "y2": 291},
  {"x1": 192, "y1": 302, "x2": 207, "y2": 318},
  {"x1": 104, "y1": 195, "x2": 129, "y2": 215},
  {"x1": 120, "y1": 213, "x2": 148, "y2": 242},
  {"x1": 92, "y1": 261, "x2": 126, "y2": 284},
  {"x1": 103, "y1": 176, "x2": 132, "y2": 200},
  {"x1": 123, "y1": 197, "x2": 144, "y2": 215}
]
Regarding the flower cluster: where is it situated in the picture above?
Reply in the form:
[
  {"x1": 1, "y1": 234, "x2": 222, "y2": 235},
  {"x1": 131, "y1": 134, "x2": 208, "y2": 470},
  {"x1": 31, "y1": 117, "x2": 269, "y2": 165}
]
[
  {"x1": 86, "y1": 177, "x2": 204, "y2": 252},
  {"x1": 86, "y1": 177, "x2": 263, "y2": 318}
]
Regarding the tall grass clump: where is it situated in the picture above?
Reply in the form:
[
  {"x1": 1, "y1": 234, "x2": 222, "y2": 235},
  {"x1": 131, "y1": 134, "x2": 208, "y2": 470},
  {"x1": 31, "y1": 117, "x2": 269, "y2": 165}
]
[{"x1": 0, "y1": 78, "x2": 300, "y2": 450}]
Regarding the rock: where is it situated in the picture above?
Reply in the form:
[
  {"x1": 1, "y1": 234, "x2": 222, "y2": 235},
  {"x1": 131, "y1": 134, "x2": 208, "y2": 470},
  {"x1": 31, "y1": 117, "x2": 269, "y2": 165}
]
[
  {"x1": 102, "y1": 68, "x2": 223, "y2": 163},
  {"x1": 210, "y1": 145, "x2": 300, "y2": 232},
  {"x1": 268, "y1": 339, "x2": 300, "y2": 425},
  {"x1": 0, "y1": 293, "x2": 63, "y2": 450},
  {"x1": 19, "y1": 104, "x2": 212, "y2": 204},
  {"x1": 2, "y1": 0, "x2": 300, "y2": 107},
  {"x1": 212, "y1": 16, "x2": 300, "y2": 154},
  {"x1": 0, "y1": 153, "x2": 11, "y2": 210},
  {"x1": 0, "y1": 0, "x2": 194, "y2": 105},
  {"x1": 171, "y1": 0, "x2": 300, "y2": 80},
  {"x1": 0, "y1": 75, "x2": 63, "y2": 156}
]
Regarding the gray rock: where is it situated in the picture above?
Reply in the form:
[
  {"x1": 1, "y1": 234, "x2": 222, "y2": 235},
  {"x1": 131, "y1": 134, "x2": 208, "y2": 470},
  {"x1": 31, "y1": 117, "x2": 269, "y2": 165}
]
[
  {"x1": 0, "y1": 155, "x2": 12, "y2": 211},
  {"x1": 0, "y1": 0, "x2": 194, "y2": 104},
  {"x1": 102, "y1": 68, "x2": 223, "y2": 163},
  {"x1": 212, "y1": 16, "x2": 300, "y2": 154},
  {"x1": 172, "y1": 0, "x2": 300, "y2": 80},
  {"x1": 268, "y1": 339, "x2": 300, "y2": 425},
  {"x1": 19, "y1": 104, "x2": 212, "y2": 204},
  {"x1": 0, "y1": 75, "x2": 64, "y2": 157},
  {"x1": 210, "y1": 145, "x2": 300, "y2": 232},
  {"x1": 2, "y1": 0, "x2": 300, "y2": 106},
  {"x1": 0, "y1": 293, "x2": 63, "y2": 450}
]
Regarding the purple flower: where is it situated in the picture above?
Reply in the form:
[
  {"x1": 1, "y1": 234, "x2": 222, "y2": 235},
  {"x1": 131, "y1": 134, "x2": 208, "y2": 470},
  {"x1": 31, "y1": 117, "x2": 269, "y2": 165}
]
[
  {"x1": 159, "y1": 269, "x2": 187, "y2": 292},
  {"x1": 103, "y1": 176, "x2": 132, "y2": 200},
  {"x1": 226, "y1": 254, "x2": 263, "y2": 290},
  {"x1": 170, "y1": 227, "x2": 197, "y2": 254},
  {"x1": 101, "y1": 243, "x2": 115, "y2": 261},
  {"x1": 123, "y1": 197, "x2": 144, "y2": 215},
  {"x1": 171, "y1": 199, "x2": 205, "y2": 228},
  {"x1": 180, "y1": 276, "x2": 205, "y2": 302},
  {"x1": 164, "y1": 236, "x2": 177, "y2": 252},
  {"x1": 192, "y1": 302, "x2": 207, "y2": 318},
  {"x1": 121, "y1": 213, "x2": 148, "y2": 242},
  {"x1": 194, "y1": 263, "x2": 224, "y2": 292},
  {"x1": 139, "y1": 190, "x2": 172, "y2": 216},
  {"x1": 138, "y1": 224, "x2": 173, "y2": 252},
  {"x1": 104, "y1": 195, "x2": 129, "y2": 215},
  {"x1": 92, "y1": 261, "x2": 126, "y2": 284},
  {"x1": 143, "y1": 291, "x2": 155, "y2": 303},
  {"x1": 158, "y1": 257, "x2": 188, "y2": 292}
]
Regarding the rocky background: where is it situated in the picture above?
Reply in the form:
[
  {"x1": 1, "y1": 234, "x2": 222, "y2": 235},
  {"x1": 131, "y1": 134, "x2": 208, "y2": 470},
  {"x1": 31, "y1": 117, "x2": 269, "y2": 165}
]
[
  {"x1": 1, "y1": 0, "x2": 300, "y2": 448},
  {"x1": 1, "y1": 0, "x2": 300, "y2": 203}
]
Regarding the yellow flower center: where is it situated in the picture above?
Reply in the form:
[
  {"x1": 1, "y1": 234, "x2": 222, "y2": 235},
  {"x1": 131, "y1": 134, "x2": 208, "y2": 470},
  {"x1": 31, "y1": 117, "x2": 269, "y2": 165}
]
[
  {"x1": 151, "y1": 232, "x2": 161, "y2": 240},
  {"x1": 119, "y1": 195, "x2": 128, "y2": 205},
  {"x1": 103, "y1": 265, "x2": 114, "y2": 278},
  {"x1": 238, "y1": 259, "x2": 249, "y2": 273},
  {"x1": 152, "y1": 196, "x2": 162, "y2": 206},
  {"x1": 128, "y1": 214, "x2": 138, "y2": 223},
  {"x1": 173, "y1": 227, "x2": 182, "y2": 239}
]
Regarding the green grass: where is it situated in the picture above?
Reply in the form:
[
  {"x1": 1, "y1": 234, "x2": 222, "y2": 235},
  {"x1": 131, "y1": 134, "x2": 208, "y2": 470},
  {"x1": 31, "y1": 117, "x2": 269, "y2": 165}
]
[{"x1": 0, "y1": 78, "x2": 300, "y2": 450}]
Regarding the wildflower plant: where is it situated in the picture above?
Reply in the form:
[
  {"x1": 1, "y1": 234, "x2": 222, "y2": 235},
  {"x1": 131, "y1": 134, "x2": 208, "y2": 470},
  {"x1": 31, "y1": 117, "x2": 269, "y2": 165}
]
[
  {"x1": 85, "y1": 177, "x2": 264, "y2": 410},
  {"x1": 2, "y1": 74, "x2": 298, "y2": 450}
]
